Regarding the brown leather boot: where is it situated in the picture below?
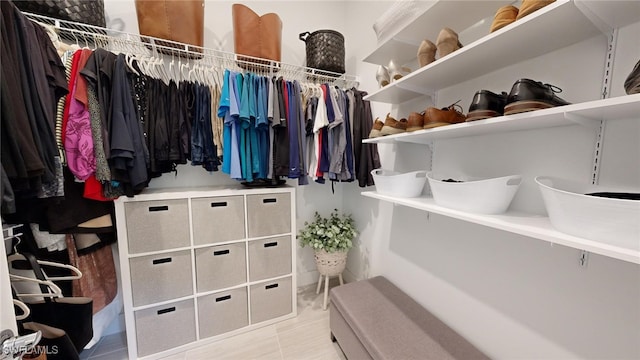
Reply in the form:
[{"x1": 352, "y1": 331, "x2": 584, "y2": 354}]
[
  {"x1": 135, "y1": 0, "x2": 204, "y2": 53},
  {"x1": 232, "y1": 4, "x2": 282, "y2": 63},
  {"x1": 490, "y1": 5, "x2": 519, "y2": 33},
  {"x1": 407, "y1": 112, "x2": 425, "y2": 132},
  {"x1": 516, "y1": 0, "x2": 555, "y2": 20},
  {"x1": 380, "y1": 113, "x2": 408, "y2": 136}
]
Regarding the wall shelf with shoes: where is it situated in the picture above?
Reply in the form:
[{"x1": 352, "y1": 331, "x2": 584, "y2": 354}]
[
  {"x1": 361, "y1": 191, "x2": 640, "y2": 265},
  {"x1": 364, "y1": 93, "x2": 640, "y2": 144},
  {"x1": 365, "y1": 0, "x2": 640, "y2": 104}
]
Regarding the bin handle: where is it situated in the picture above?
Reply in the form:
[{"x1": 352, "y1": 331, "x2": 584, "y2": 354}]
[
  {"x1": 214, "y1": 249, "x2": 230, "y2": 256},
  {"x1": 264, "y1": 242, "x2": 278, "y2": 248},
  {"x1": 157, "y1": 307, "x2": 176, "y2": 315},
  {"x1": 152, "y1": 257, "x2": 172, "y2": 265},
  {"x1": 299, "y1": 32, "x2": 311, "y2": 42},
  {"x1": 216, "y1": 295, "x2": 231, "y2": 302},
  {"x1": 265, "y1": 283, "x2": 279, "y2": 290},
  {"x1": 149, "y1": 205, "x2": 168, "y2": 212},
  {"x1": 211, "y1": 202, "x2": 227, "y2": 207}
]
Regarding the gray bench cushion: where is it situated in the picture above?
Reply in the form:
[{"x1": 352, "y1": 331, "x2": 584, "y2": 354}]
[{"x1": 330, "y1": 276, "x2": 489, "y2": 360}]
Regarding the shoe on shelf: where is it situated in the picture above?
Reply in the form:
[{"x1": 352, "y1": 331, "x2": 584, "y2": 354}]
[
  {"x1": 388, "y1": 60, "x2": 411, "y2": 81},
  {"x1": 407, "y1": 112, "x2": 425, "y2": 132},
  {"x1": 467, "y1": 90, "x2": 508, "y2": 121},
  {"x1": 504, "y1": 78, "x2": 570, "y2": 115},
  {"x1": 417, "y1": 39, "x2": 436, "y2": 68},
  {"x1": 436, "y1": 27, "x2": 462, "y2": 59},
  {"x1": 624, "y1": 59, "x2": 640, "y2": 95},
  {"x1": 490, "y1": 5, "x2": 519, "y2": 33},
  {"x1": 376, "y1": 65, "x2": 390, "y2": 87},
  {"x1": 423, "y1": 101, "x2": 466, "y2": 129},
  {"x1": 368, "y1": 117, "x2": 385, "y2": 138},
  {"x1": 516, "y1": 0, "x2": 555, "y2": 21},
  {"x1": 380, "y1": 113, "x2": 408, "y2": 135}
]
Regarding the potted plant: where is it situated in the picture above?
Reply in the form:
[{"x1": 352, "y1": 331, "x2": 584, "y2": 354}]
[{"x1": 298, "y1": 209, "x2": 357, "y2": 278}]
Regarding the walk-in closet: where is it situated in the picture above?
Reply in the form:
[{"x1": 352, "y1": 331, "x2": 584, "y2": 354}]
[{"x1": 2, "y1": 1, "x2": 639, "y2": 359}]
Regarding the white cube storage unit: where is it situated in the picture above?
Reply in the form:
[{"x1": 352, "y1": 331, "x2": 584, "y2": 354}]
[{"x1": 115, "y1": 187, "x2": 296, "y2": 359}]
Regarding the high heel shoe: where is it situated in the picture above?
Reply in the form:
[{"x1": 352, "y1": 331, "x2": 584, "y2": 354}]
[
  {"x1": 436, "y1": 27, "x2": 462, "y2": 59},
  {"x1": 376, "y1": 65, "x2": 390, "y2": 87},
  {"x1": 387, "y1": 60, "x2": 411, "y2": 81},
  {"x1": 417, "y1": 39, "x2": 436, "y2": 68}
]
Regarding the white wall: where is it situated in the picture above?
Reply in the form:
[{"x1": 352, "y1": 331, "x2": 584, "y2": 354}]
[{"x1": 343, "y1": 2, "x2": 640, "y2": 359}]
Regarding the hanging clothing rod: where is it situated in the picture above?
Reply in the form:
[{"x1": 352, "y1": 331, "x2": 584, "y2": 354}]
[{"x1": 22, "y1": 12, "x2": 360, "y2": 88}]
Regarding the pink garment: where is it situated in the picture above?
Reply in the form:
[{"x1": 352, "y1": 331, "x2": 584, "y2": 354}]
[{"x1": 65, "y1": 80, "x2": 96, "y2": 181}]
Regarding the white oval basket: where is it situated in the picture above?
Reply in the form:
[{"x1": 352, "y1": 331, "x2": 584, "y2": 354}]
[{"x1": 314, "y1": 249, "x2": 348, "y2": 277}]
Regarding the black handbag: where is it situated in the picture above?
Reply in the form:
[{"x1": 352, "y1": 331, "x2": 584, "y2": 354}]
[
  {"x1": 11, "y1": 0, "x2": 106, "y2": 27},
  {"x1": 299, "y1": 30, "x2": 345, "y2": 75},
  {"x1": 21, "y1": 252, "x2": 94, "y2": 353}
]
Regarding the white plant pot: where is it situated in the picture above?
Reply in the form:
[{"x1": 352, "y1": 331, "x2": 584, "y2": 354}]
[{"x1": 314, "y1": 249, "x2": 348, "y2": 277}]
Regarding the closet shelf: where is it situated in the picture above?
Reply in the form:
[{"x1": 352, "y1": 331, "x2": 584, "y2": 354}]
[
  {"x1": 363, "y1": 0, "x2": 512, "y2": 66},
  {"x1": 363, "y1": 94, "x2": 640, "y2": 145},
  {"x1": 364, "y1": 0, "x2": 610, "y2": 104},
  {"x1": 22, "y1": 12, "x2": 359, "y2": 87},
  {"x1": 361, "y1": 191, "x2": 640, "y2": 265}
]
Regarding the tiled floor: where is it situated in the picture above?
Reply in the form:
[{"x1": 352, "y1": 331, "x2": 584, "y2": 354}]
[{"x1": 80, "y1": 282, "x2": 345, "y2": 360}]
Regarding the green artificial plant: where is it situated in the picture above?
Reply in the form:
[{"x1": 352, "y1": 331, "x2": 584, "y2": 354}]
[{"x1": 298, "y1": 209, "x2": 357, "y2": 253}]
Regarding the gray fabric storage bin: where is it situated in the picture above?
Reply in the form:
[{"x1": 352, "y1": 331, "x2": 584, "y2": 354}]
[
  {"x1": 130, "y1": 250, "x2": 193, "y2": 307},
  {"x1": 192, "y1": 196, "x2": 245, "y2": 245},
  {"x1": 246, "y1": 193, "x2": 291, "y2": 237},
  {"x1": 134, "y1": 299, "x2": 196, "y2": 357},
  {"x1": 124, "y1": 199, "x2": 190, "y2": 253},
  {"x1": 248, "y1": 236, "x2": 291, "y2": 282},
  {"x1": 195, "y1": 243, "x2": 247, "y2": 292},
  {"x1": 250, "y1": 276, "x2": 292, "y2": 324},
  {"x1": 198, "y1": 287, "x2": 249, "y2": 339}
]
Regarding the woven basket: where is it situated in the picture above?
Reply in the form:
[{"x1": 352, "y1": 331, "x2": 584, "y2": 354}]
[
  {"x1": 314, "y1": 249, "x2": 348, "y2": 277},
  {"x1": 13, "y1": 0, "x2": 106, "y2": 27},
  {"x1": 299, "y1": 30, "x2": 345, "y2": 75}
]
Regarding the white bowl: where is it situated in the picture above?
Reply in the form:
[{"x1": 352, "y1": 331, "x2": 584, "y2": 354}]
[
  {"x1": 371, "y1": 169, "x2": 427, "y2": 198},
  {"x1": 536, "y1": 176, "x2": 640, "y2": 251},
  {"x1": 427, "y1": 172, "x2": 522, "y2": 214}
]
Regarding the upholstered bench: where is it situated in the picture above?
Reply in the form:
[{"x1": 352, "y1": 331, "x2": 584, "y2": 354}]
[{"x1": 329, "y1": 276, "x2": 489, "y2": 360}]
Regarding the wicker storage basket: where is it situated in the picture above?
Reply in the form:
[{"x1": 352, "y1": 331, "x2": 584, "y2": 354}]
[
  {"x1": 314, "y1": 249, "x2": 347, "y2": 277},
  {"x1": 13, "y1": 0, "x2": 106, "y2": 27},
  {"x1": 299, "y1": 30, "x2": 345, "y2": 74}
]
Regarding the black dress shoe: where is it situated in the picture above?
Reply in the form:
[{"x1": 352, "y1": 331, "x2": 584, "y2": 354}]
[
  {"x1": 467, "y1": 90, "x2": 508, "y2": 121},
  {"x1": 504, "y1": 78, "x2": 570, "y2": 115},
  {"x1": 624, "y1": 60, "x2": 640, "y2": 95}
]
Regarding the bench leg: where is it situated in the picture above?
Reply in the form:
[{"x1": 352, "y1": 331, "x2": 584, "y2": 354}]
[
  {"x1": 316, "y1": 274, "x2": 323, "y2": 294},
  {"x1": 339, "y1": 273, "x2": 344, "y2": 286},
  {"x1": 323, "y1": 274, "x2": 330, "y2": 310},
  {"x1": 331, "y1": 332, "x2": 337, "y2": 342}
]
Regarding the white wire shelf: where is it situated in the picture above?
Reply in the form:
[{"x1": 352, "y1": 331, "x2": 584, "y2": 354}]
[{"x1": 22, "y1": 12, "x2": 360, "y2": 88}]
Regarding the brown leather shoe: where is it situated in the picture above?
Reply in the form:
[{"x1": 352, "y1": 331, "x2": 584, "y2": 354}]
[
  {"x1": 368, "y1": 117, "x2": 384, "y2": 138},
  {"x1": 436, "y1": 28, "x2": 462, "y2": 59},
  {"x1": 380, "y1": 113, "x2": 407, "y2": 136},
  {"x1": 423, "y1": 102, "x2": 466, "y2": 129},
  {"x1": 407, "y1": 112, "x2": 425, "y2": 132},
  {"x1": 516, "y1": 0, "x2": 555, "y2": 21},
  {"x1": 490, "y1": 5, "x2": 519, "y2": 33}
]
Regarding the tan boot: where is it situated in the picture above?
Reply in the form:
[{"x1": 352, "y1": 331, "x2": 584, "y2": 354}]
[
  {"x1": 232, "y1": 4, "x2": 282, "y2": 63},
  {"x1": 417, "y1": 39, "x2": 436, "y2": 68},
  {"x1": 380, "y1": 113, "x2": 408, "y2": 136},
  {"x1": 368, "y1": 118, "x2": 385, "y2": 138},
  {"x1": 436, "y1": 28, "x2": 462, "y2": 59},
  {"x1": 490, "y1": 5, "x2": 519, "y2": 33},
  {"x1": 516, "y1": 0, "x2": 555, "y2": 21}
]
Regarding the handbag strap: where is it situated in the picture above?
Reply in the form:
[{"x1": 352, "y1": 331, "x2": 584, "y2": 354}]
[{"x1": 23, "y1": 252, "x2": 53, "y2": 303}]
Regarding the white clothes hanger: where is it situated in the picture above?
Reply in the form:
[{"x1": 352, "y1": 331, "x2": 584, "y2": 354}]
[
  {"x1": 13, "y1": 299, "x2": 30, "y2": 321},
  {"x1": 9, "y1": 274, "x2": 63, "y2": 299},
  {"x1": 7, "y1": 253, "x2": 83, "y2": 281}
]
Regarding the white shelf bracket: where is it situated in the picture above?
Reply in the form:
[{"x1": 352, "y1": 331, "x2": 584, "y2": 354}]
[
  {"x1": 395, "y1": 82, "x2": 435, "y2": 99},
  {"x1": 563, "y1": 112, "x2": 600, "y2": 128}
]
